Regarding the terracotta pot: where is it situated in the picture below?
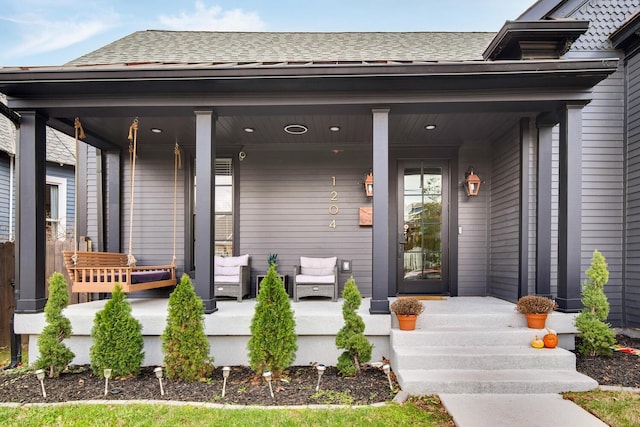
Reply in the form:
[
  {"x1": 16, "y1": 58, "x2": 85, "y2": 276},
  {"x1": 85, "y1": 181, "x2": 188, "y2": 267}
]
[
  {"x1": 396, "y1": 314, "x2": 418, "y2": 330},
  {"x1": 524, "y1": 313, "x2": 548, "y2": 329}
]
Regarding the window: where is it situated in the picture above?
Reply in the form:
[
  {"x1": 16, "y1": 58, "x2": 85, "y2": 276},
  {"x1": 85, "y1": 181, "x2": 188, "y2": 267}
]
[
  {"x1": 192, "y1": 158, "x2": 234, "y2": 265},
  {"x1": 45, "y1": 176, "x2": 67, "y2": 241}
]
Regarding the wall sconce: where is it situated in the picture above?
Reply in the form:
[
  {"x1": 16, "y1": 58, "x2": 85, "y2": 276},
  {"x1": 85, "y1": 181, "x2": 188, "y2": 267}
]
[
  {"x1": 364, "y1": 171, "x2": 373, "y2": 197},
  {"x1": 464, "y1": 167, "x2": 481, "y2": 197}
]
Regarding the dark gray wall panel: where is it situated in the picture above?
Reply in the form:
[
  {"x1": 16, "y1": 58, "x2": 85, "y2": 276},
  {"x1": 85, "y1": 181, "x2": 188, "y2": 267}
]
[
  {"x1": 626, "y1": 52, "x2": 640, "y2": 327},
  {"x1": 489, "y1": 128, "x2": 520, "y2": 301},
  {"x1": 238, "y1": 146, "x2": 373, "y2": 296}
]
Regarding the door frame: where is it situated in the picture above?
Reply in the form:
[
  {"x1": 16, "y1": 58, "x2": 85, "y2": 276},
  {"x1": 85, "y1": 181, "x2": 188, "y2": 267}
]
[{"x1": 389, "y1": 148, "x2": 458, "y2": 297}]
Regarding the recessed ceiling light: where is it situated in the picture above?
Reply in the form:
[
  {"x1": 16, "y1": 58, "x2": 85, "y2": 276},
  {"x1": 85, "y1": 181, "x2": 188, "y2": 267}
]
[
  {"x1": 244, "y1": 127, "x2": 255, "y2": 133},
  {"x1": 329, "y1": 126, "x2": 341, "y2": 132},
  {"x1": 150, "y1": 128, "x2": 163, "y2": 133},
  {"x1": 284, "y1": 124, "x2": 308, "y2": 135},
  {"x1": 425, "y1": 124, "x2": 436, "y2": 130}
]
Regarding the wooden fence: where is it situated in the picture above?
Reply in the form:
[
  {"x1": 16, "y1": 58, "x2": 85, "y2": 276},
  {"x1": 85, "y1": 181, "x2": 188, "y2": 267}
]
[{"x1": 0, "y1": 240, "x2": 89, "y2": 348}]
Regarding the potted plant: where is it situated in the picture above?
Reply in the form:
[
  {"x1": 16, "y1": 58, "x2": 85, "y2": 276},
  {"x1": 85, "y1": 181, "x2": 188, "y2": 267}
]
[
  {"x1": 515, "y1": 295, "x2": 558, "y2": 329},
  {"x1": 390, "y1": 297, "x2": 425, "y2": 331}
]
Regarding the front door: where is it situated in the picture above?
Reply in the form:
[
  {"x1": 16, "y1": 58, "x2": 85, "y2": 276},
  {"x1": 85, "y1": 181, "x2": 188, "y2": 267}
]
[{"x1": 397, "y1": 161, "x2": 449, "y2": 294}]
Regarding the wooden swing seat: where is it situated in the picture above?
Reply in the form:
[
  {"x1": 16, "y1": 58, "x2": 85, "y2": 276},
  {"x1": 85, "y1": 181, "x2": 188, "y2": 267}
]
[{"x1": 63, "y1": 251, "x2": 176, "y2": 293}]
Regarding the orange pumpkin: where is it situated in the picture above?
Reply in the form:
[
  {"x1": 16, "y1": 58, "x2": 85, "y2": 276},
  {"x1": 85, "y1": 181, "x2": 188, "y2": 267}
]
[
  {"x1": 543, "y1": 329, "x2": 558, "y2": 348},
  {"x1": 531, "y1": 336, "x2": 544, "y2": 349}
]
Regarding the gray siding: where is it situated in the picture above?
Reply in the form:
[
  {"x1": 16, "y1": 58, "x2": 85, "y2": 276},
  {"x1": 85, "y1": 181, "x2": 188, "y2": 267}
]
[
  {"x1": 238, "y1": 146, "x2": 373, "y2": 296},
  {"x1": 489, "y1": 128, "x2": 520, "y2": 301},
  {"x1": 86, "y1": 146, "x2": 99, "y2": 249},
  {"x1": 120, "y1": 146, "x2": 185, "y2": 271},
  {"x1": 580, "y1": 66, "x2": 625, "y2": 325},
  {"x1": 457, "y1": 142, "x2": 491, "y2": 296},
  {"x1": 626, "y1": 51, "x2": 640, "y2": 327},
  {"x1": 0, "y1": 154, "x2": 12, "y2": 241}
]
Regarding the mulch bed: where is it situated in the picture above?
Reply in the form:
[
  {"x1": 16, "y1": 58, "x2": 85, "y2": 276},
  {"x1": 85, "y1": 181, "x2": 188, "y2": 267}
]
[
  {"x1": 2, "y1": 334, "x2": 640, "y2": 406},
  {"x1": 0, "y1": 364, "x2": 396, "y2": 406}
]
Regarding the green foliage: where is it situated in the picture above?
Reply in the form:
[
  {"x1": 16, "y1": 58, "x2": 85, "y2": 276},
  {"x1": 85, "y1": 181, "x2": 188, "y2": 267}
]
[
  {"x1": 248, "y1": 264, "x2": 297, "y2": 376},
  {"x1": 34, "y1": 272, "x2": 75, "y2": 378},
  {"x1": 335, "y1": 277, "x2": 373, "y2": 376},
  {"x1": 162, "y1": 274, "x2": 213, "y2": 381},
  {"x1": 90, "y1": 283, "x2": 144, "y2": 377},
  {"x1": 575, "y1": 250, "x2": 616, "y2": 356}
]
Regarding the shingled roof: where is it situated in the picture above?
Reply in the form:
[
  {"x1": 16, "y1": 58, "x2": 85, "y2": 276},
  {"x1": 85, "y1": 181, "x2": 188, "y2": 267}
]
[
  {"x1": 0, "y1": 94, "x2": 75, "y2": 165},
  {"x1": 66, "y1": 31, "x2": 497, "y2": 66}
]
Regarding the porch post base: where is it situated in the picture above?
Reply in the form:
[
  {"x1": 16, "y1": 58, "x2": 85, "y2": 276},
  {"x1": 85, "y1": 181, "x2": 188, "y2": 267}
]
[
  {"x1": 202, "y1": 299, "x2": 219, "y2": 314},
  {"x1": 369, "y1": 298, "x2": 390, "y2": 315},
  {"x1": 15, "y1": 298, "x2": 47, "y2": 314},
  {"x1": 555, "y1": 297, "x2": 582, "y2": 313}
]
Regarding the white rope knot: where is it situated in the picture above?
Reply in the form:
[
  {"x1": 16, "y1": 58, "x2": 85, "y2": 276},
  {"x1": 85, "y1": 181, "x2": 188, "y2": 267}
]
[
  {"x1": 71, "y1": 253, "x2": 78, "y2": 265},
  {"x1": 127, "y1": 253, "x2": 137, "y2": 267}
]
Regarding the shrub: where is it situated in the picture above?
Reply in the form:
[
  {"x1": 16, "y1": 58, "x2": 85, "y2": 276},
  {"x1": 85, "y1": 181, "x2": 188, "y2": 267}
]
[
  {"x1": 575, "y1": 250, "x2": 616, "y2": 356},
  {"x1": 248, "y1": 264, "x2": 297, "y2": 377},
  {"x1": 336, "y1": 277, "x2": 373, "y2": 376},
  {"x1": 34, "y1": 272, "x2": 75, "y2": 378},
  {"x1": 162, "y1": 274, "x2": 213, "y2": 381},
  {"x1": 90, "y1": 283, "x2": 144, "y2": 377}
]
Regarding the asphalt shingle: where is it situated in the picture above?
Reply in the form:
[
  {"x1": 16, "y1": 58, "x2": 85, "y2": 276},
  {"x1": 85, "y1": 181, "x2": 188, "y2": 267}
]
[{"x1": 66, "y1": 31, "x2": 496, "y2": 66}]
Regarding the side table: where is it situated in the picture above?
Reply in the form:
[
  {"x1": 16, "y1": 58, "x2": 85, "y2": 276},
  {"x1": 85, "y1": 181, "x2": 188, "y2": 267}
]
[{"x1": 256, "y1": 274, "x2": 291, "y2": 297}]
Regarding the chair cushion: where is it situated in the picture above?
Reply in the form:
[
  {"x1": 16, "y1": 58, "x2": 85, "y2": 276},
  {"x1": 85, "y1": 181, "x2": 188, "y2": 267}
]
[
  {"x1": 214, "y1": 275, "x2": 240, "y2": 283},
  {"x1": 300, "y1": 256, "x2": 336, "y2": 276},
  {"x1": 215, "y1": 254, "x2": 249, "y2": 267},
  {"x1": 295, "y1": 274, "x2": 336, "y2": 284}
]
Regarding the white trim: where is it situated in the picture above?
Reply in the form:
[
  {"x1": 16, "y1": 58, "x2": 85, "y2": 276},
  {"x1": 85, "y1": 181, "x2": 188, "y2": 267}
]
[{"x1": 46, "y1": 175, "x2": 67, "y2": 240}]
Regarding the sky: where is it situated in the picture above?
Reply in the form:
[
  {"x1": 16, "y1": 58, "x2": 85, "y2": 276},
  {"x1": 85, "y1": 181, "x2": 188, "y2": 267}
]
[{"x1": 0, "y1": 0, "x2": 538, "y2": 67}]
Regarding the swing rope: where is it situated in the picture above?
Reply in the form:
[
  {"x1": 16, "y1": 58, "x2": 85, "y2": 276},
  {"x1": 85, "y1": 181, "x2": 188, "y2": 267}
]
[
  {"x1": 127, "y1": 118, "x2": 139, "y2": 267},
  {"x1": 71, "y1": 118, "x2": 85, "y2": 265},
  {"x1": 172, "y1": 141, "x2": 182, "y2": 268}
]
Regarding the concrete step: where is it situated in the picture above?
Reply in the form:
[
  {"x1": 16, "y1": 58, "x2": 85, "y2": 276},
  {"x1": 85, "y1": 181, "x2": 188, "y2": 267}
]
[
  {"x1": 392, "y1": 345, "x2": 576, "y2": 370},
  {"x1": 390, "y1": 328, "x2": 550, "y2": 347},
  {"x1": 396, "y1": 368, "x2": 598, "y2": 394}
]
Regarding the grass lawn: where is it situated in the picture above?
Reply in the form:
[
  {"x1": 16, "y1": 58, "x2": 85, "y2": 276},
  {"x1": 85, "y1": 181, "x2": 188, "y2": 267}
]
[
  {"x1": 0, "y1": 397, "x2": 455, "y2": 427},
  {"x1": 564, "y1": 390, "x2": 640, "y2": 427}
]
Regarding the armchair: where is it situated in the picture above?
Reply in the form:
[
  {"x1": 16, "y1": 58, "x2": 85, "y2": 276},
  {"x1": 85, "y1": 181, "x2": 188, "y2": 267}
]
[
  {"x1": 214, "y1": 254, "x2": 251, "y2": 302},
  {"x1": 293, "y1": 256, "x2": 338, "y2": 302}
]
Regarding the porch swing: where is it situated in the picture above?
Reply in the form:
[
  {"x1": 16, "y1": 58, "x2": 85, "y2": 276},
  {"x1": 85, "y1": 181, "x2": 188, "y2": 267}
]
[{"x1": 63, "y1": 118, "x2": 178, "y2": 293}]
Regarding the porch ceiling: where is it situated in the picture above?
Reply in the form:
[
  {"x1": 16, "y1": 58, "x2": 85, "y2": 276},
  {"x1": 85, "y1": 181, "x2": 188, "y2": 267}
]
[{"x1": 54, "y1": 109, "x2": 527, "y2": 152}]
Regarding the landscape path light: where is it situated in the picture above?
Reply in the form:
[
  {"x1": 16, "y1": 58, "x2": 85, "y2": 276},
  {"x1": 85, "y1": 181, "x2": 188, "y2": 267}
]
[
  {"x1": 383, "y1": 364, "x2": 393, "y2": 390},
  {"x1": 222, "y1": 366, "x2": 231, "y2": 398},
  {"x1": 103, "y1": 368, "x2": 112, "y2": 396},
  {"x1": 154, "y1": 367, "x2": 165, "y2": 396},
  {"x1": 315, "y1": 364, "x2": 326, "y2": 392},
  {"x1": 35, "y1": 369, "x2": 46, "y2": 398},
  {"x1": 263, "y1": 370, "x2": 274, "y2": 398}
]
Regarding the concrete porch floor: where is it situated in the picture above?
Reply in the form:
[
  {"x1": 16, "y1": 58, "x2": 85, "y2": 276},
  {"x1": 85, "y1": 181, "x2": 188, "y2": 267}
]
[
  {"x1": 15, "y1": 296, "x2": 580, "y2": 371},
  {"x1": 15, "y1": 297, "x2": 392, "y2": 367}
]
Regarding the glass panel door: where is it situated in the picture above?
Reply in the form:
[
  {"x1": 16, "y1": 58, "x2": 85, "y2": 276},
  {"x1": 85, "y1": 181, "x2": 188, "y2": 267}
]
[{"x1": 398, "y1": 161, "x2": 448, "y2": 294}]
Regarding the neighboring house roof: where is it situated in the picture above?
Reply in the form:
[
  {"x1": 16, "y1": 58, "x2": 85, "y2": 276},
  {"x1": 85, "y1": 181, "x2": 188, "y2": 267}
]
[
  {"x1": 66, "y1": 31, "x2": 497, "y2": 66},
  {"x1": 0, "y1": 94, "x2": 75, "y2": 165}
]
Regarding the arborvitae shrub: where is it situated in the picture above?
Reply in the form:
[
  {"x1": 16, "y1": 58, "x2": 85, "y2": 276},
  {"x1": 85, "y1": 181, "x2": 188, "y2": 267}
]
[
  {"x1": 336, "y1": 277, "x2": 373, "y2": 376},
  {"x1": 90, "y1": 283, "x2": 144, "y2": 377},
  {"x1": 575, "y1": 250, "x2": 616, "y2": 356},
  {"x1": 248, "y1": 264, "x2": 297, "y2": 377},
  {"x1": 162, "y1": 274, "x2": 213, "y2": 381},
  {"x1": 35, "y1": 272, "x2": 75, "y2": 378}
]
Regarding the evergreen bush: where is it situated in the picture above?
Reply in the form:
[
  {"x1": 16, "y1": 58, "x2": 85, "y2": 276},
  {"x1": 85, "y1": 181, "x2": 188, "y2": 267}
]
[
  {"x1": 90, "y1": 283, "x2": 144, "y2": 377},
  {"x1": 248, "y1": 264, "x2": 297, "y2": 377},
  {"x1": 34, "y1": 272, "x2": 75, "y2": 378},
  {"x1": 335, "y1": 277, "x2": 373, "y2": 376},
  {"x1": 575, "y1": 249, "x2": 616, "y2": 356},
  {"x1": 162, "y1": 274, "x2": 213, "y2": 381}
]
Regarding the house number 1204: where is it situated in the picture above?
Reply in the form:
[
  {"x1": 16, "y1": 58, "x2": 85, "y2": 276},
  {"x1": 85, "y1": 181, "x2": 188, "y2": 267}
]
[{"x1": 330, "y1": 176, "x2": 338, "y2": 228}]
